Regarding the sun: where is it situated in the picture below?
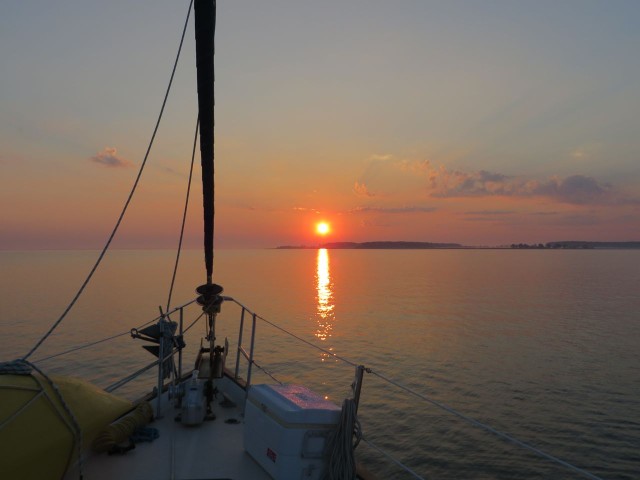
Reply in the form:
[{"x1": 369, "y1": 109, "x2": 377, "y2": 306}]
[{"x1": 315, "y1": 221, "x2": 330, "y2": 236}]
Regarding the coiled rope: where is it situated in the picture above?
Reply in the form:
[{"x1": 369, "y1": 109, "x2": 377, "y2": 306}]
[
  {"x1": 325, "y1": 398, "x2": 362, "y2": 480},
  {"x1": 22, "y1": 0, "x2": 195, "y2": 361}
]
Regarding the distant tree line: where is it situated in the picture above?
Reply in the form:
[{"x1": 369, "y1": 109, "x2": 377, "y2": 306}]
[
  {"x1": 511, "y1": 241, "x2": 640, "y2": 249},
  {"x1": 510, "y1": 242, "x2": 594, "y2": 249}
]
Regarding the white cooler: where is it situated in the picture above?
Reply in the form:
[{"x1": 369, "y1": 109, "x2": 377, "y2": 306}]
[{"x1": 244, "y1": 384, "x2": 341, "y2": 479}]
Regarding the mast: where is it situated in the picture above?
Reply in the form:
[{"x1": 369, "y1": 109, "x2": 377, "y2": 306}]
[
  {"x1": 194, "y1": 0, "x2": 216, "y2": 285},
  {"x1": 193, "y1": 0, "x2": 223, "y2": 409}
]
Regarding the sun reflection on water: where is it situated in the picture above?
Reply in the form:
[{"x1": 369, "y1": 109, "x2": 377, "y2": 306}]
[{"x1": 315, "y1": 248, "x2": 334, "y2": 351}]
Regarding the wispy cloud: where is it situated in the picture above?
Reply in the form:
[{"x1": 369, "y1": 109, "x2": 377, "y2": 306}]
[
  {"x1": 354, "y1": 181, "x2": 376, "y2": 197},
  {"x1": 553, "y1": 212, "x2": 601, "y2": 226},
  {"x1": 465, "y1": 210, "x2": 515, "y2": 215},
  {"x1": 354, "y1": 154, "x2": 396, "y2": 197},
  {"x1": 401, "y1": 159, "x2": 633, "y2": 205},
  {"x1": 89, "y1": 147, "x2": 132, "y2": 168},
  {"x1": 161, "y1": 165, "x2": 181, "y2": 176},
  {"x1": 370, "y1": 153, "x2": 394, "y2": 162},
  {"x1": 569, "y1": 144, "x2": 602, "y2": 161},
  {"x1": 530, "y1": 211, "x2": 559, "y2": 216},
  {"x1": 292, "y1": 206, "x2": 321, "y2": 214},
  {"x1": 350, "y1": 205, "x2": 436, "y2": 214},
  {"x1": 571, "y1": 148, "x2": 587, "y2": 159}
]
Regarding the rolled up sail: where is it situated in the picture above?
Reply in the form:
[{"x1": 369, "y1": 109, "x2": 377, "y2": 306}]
[{"x1": 0, "y1": 372, "x2": 133, "y2": 479}]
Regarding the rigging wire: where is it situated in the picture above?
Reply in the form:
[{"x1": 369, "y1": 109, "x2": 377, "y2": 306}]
[
  {"x1": 183, "y1": 311, "x2": 206, "y2": 334},
  {"x1": 166, "y1": 116, "x2": 199, "y2": 312},
  {"x1": 224, "y1": 296, "x2": 605, "y2": 480},
  {"x1": 366, "y1": 370, "x2": 604, "y2": 480},
  {"x1": 106, "y1": 311, "x2": 205, "y2": 393},
  {"x1": 224, "y1": 298, "x2": 358, "y2": 369},
  {"x1": 360, "y1": 438, "x2": 425, "y2": 480},
  {"x1": 33, "y1": 330, "x2": 139, "y2": 364},
  {"x1": 22, "y1": 0, "x2": 195, "y2": 361},
  {"x1": 32, "y1": 299, "x2": 198, "y2": 364},
  {"x1": 250, "y1": 359, "x2": 283, "y2": 385}
]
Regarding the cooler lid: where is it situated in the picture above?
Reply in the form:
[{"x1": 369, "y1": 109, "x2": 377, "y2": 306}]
[{"x1": 248, "y1": 384, "x2": 341, "y2": 425}]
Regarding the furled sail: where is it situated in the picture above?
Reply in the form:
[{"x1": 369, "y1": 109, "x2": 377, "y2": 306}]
[{"x1": 194, "y1": 0, "x2": 216, "y2": 285}]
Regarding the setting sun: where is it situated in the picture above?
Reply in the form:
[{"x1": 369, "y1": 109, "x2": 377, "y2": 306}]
[{"x1": 316, "y1": 222, "x2": 330, "y2": 236}]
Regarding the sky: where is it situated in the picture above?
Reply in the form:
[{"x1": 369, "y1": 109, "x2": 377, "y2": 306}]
[{"x1": 1, "y1": 0, "x2": 639, "y2": 249}]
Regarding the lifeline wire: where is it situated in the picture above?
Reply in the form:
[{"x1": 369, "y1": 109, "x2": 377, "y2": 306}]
[
  {"x1": 225, "y1": 298, "x2": 358, "y2": 368},
  {"x1": 32, "y1": 299, "x2": 198, "y2": 364},
  {"x1": 360, "y1": 438, "x2": 425, "y2": 480},
  {"x1": 225, "y1": 296, "x2": 605, "y2": 480},
  {"x1": 33, "y1": 330, "x2": 138, "y2": 364},
  {"x1": 183, "y1": 311, "x2": 206, "y2": 334},
  {"x1": 22, "y1": 0, "x2": 195, "y2": 361},
  {"x1": 106, "y1": 311, "x2": 204, "y2": 393},
  {"x1": 367, "y1": 369, "x2": 604, "y2": 480},
  {"x1": 250, "y1": 359, "x2": 283, "y2": 385}
]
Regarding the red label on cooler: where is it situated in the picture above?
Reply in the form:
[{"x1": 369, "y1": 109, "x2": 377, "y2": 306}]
[{"x1": 266, "y1": 447, "x2": 277, "y2": 463}]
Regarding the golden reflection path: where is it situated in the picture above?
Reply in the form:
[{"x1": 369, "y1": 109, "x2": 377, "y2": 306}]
[{"x1": 315, "y1": 249, "x2": 335, "y2": 361}]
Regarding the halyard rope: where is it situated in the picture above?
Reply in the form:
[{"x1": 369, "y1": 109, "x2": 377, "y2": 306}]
[{"x1": 22, "y1": 0, "x2": 195, "y2": 361}]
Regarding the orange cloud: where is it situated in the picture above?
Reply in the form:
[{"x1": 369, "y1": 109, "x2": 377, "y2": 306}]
[
  {"x1": 353, "y1": 181, "x2": 375, "y2": 197},
  {"x1": 89, "y1": 147, "x2": 132, "y2": 168},
  {"x1": 349, "y1": 205, "x2": 436, "y2": 214}
]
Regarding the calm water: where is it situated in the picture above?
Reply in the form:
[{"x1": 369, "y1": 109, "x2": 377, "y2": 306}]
[{"x1": 1, "y1": 249, "x2": 639, "y2": 479}]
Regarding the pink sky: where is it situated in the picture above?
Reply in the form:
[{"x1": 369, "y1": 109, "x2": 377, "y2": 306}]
[{"x1": 1, "y1": 1, "x2": 639, "y2": 249}]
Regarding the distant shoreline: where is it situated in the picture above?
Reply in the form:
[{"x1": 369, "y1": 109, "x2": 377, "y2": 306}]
[{"x1": 276, "y1": 241, "x2": 640, "y2": 250}]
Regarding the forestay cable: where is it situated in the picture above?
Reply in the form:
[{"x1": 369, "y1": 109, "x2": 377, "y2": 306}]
[
  {"x1": 22, "y1": 0, "x2": 195, "y2": 361},
  {"x1": 166, "y1": 116, "x2": 199, "y2": 312}
]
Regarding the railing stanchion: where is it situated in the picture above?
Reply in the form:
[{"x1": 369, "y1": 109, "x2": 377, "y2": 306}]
[
  {"x1": 235, "y1": 307, "x2": 246, "y2": 380},
  {"x1": 353, "y1": 365, "x2": 365, "y2": 413},
  {"x1": 178, "y1": 307, "x2": 184, "y2": 383},
  {"x1": 246, "y1": 312, "x2": 257, "y2": 392},
  {"x1": 155, "y1": 319, "x2": 165, "y2": 418}
]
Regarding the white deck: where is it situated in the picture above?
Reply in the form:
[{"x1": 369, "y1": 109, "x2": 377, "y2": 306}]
[{"x1": 65, "y1": 376, "x2": 271, "y2": 480}]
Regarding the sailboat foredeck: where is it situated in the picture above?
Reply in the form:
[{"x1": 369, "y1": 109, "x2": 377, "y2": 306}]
[{"x1": 64, "y1": 375, "x2": 270, "y2": 480}]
